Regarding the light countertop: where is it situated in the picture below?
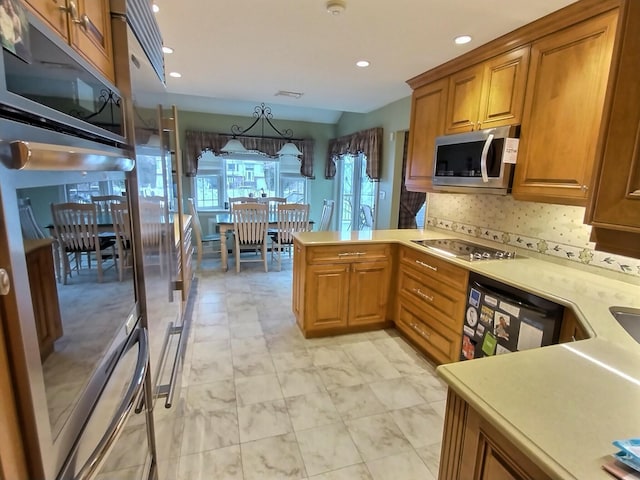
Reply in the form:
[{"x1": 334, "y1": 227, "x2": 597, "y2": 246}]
[{"x1": 294, "y1": 228, "x2": 640, "y2": 479}]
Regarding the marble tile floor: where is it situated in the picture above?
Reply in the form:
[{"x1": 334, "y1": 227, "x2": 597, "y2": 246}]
[{"x1": 110, "y1": 256, "x2": 448, "y2": 479}]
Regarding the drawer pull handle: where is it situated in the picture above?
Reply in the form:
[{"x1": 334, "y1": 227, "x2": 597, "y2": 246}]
[
  {"x1": 415, "y1": 260, "x2": 437, "y2": 272},
  {"x1": 338, "y1": 252, "x2": 366, "y2": 257},
  {"x1": 409, "y1": 321, "x2": 431, "y2": 339},
  {"x1": 412, "y1": 288, "x2": 434, "y2": 302}
]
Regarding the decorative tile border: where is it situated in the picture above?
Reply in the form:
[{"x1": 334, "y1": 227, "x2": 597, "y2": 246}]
[{"x1": 426, "y1": 216, "x2": 640, "y2": 278}]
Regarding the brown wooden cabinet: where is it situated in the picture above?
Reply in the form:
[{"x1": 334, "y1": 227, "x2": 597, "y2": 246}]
[
  {"x1": 405, "y1": 78, "x2": 448, "y2": 192},
  {"x1": 445, "y1": 47, "x2": 529, "y2": 135},
  {"x1": 22, "y1": 0, "x2": 115, "y2": 82},
  {"x1": 558, "y1": 308, "x2": 589, "y2": 343},
  {"x1": 512, "y1": 11, "x2": 618, "y2": 206},
  {"x1": 294, "y1": 243, "x2": 392, "y2": 337},
  {"x1": 23, "y1": 0, "x2": 69, "y2": 41},
  {"x1": 68, "y1": 0, "x2": 114, "y2": 82},
  {"x1": 395, "y1": 246, "x2": 468, "y2": 364},
  {"x1": 439, "y1": 389, "x2": 552, "y2": 480},
  {"x1": 445, "y1": 64, "x2": 483, "y2": 134},
  {"x1": 586, "y1": 0, "x2": 640, "y2": 259},
  {"x1": 24, "y1": 239, "x2": 63, "y2": 362}
]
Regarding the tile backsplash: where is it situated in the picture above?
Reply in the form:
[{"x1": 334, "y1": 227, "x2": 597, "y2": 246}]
[{"x1": 426, "y1": 193, "x2": 640, "y2": 279}]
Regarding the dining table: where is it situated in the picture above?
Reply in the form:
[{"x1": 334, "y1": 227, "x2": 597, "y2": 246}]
[{"x1": 214, "y1": 212, "x2": 313, "y2": 272}]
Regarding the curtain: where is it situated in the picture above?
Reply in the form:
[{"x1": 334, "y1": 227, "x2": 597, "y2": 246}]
[
  {"x1": 398, "y1": 132, "x2": 426, "y2": 228},
  {"x1": 184, "y1": 130, "x2": 315, "y2": 178},
  {"x1": 325, "y1": 127, "x2": 383, "y2": 180}
]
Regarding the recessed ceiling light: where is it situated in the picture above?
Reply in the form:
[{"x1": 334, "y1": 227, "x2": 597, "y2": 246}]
[
  {"x1": 162, "y1": 46, "x2": 174, "y2": 54},
  {"x1": 326, "y1": 0, "x2": 346, "y2": 15},
  {"x1": 169, "y1": 72, "x2": 181, "y2": 78},
  {"x1": 454, "y1": 35, "x2": 472, "y2": 45},
  {"x1": 152, "y1": 3, "x2": 159, "y2": 13},
  {"x1": 356, "y1": 60, "x2": 370, "y2": 68}
]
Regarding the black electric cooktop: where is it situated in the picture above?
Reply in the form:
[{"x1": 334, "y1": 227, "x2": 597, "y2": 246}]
[{"x1": 411, "y1": 238, "x2": 521, "y2": 261}]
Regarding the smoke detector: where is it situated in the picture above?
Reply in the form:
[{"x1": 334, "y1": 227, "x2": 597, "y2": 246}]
[{"x1": 326, "y1": 0, "x2": 346, "y2": 15}]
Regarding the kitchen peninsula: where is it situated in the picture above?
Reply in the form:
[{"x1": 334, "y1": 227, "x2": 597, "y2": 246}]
[{"x1": 292, "y1": 229, "x2": 640, "y2": 479}]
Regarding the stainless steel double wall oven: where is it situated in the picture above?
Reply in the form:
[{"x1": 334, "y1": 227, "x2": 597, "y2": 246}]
[{"x1": 0, "y1": 1, "x2": 189, "y2": 479}]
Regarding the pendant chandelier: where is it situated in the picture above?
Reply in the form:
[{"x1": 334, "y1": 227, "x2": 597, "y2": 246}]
[{"x1": 221, "y1": 103, "x2": 303, "y2": 156}]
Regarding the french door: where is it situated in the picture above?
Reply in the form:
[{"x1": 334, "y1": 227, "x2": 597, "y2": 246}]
[{"x1": 337, "y1": 154, "x2": 377, "y2": 232}]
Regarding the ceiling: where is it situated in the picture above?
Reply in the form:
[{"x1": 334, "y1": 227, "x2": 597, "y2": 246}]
[{"x1": 149, "y1": 0, "x2": 579, "y2": 124}]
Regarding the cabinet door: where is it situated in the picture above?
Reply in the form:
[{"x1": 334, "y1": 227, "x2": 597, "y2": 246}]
[
  {"x1": 348, "y1": 260, "x2": 390, "y2": 326},
  {"x1": 587, "y1": 2, "x2": 640, "y2": 242},
  {"x1": 306, "y1": 264, "x2": 350, "y2": 331},
  {"x1": 445, "y1": 64, "x2": 484, "y2": 134},
  {"x1": 26, "y1": 244, "x2": 63, "y2": 361},
  {"x1": 405, "y1": 78, "x2": 448, "y2": 192},
  {"x1": 478, "y1": 46, "x2": 530, "y2": 130},
  {"x1": 22, "y1": 0, "x2": 69, "y2": 41},
  {"x1": 512, "y1": 11, "x2": 618, "y2": 206},
  {"x1": 69, "y1": 0, "x2": 114, "y2": 82},
  {"x1": 441, "y1": 390, "x2": 553, "y2": 480}
]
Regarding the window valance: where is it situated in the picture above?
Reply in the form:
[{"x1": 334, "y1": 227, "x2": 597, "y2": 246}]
[
  {"x1": 325, "y1": 127, "x2": 383, "y2": 180},
  {"x1": 184, "y1": 130, "x2": 315, "y2": 178}
]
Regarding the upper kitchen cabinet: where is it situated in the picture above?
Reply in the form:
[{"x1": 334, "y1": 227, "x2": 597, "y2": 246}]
[
  {"x1": 586, "y1": 0, "x2": 640, "y2": 258},
  {"x1": 405, "y1": 78, "x2": 448, "y2": 192},
  {"x1": 445, "y1": 47, "x2": 530, "y2": 135},
  {"x1": 68, "y1": 0, "x2": 114, "y2": 82},
  {"x1": 22, "y1": 0, "x2": 68, "y2": 41},
  {"x1": 22, "y1": 0, "x2": 115, "y2": 82},
  {"x1": 512, "y1": 10, "x2": 618, "y2": 206},
  {"x1": 405, "y1": 0, "x2": 620, "y2": 196}
]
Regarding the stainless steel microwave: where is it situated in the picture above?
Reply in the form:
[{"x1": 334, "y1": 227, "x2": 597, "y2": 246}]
[{"x1": 432, "y1": 125, "x2": 520, "y2": 195}]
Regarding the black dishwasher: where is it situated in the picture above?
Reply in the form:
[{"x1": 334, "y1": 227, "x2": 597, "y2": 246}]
[{"x1": 460, "y1": 272, "x2": 564, "y2": 361}]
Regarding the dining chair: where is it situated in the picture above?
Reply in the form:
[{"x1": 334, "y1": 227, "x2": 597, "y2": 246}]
[
  {"x1": 228, "y1": 196, "x2": 258, "y2": 209},
  {"x1": 50, "y1": 202, "x2": 116, "y2": 284},
  {"x1": 360, "y1": 204, "x2": 374, "y2": 230},
  {"x1": 318, "y1": 199, "x2": 335, "y2": 231},
  {"x1": 91, "y1": 195, "x2": 126, "y2": 216},
  {"x1": 139, "y1": 198, "x2": 165, "y2": 275},
  {"x1": 110, "y1": 202, "x2": 133, "y2": 282},
  {"x1": 18, "y1": 197, "x2": 46, "y2": 239},
  {"x1": 257, "y1": 196, "x2": 287, "y2": 215},
  {"x1": 270, "y1": 204, "x2": 310, "y2": 271},
  {"x1": 231, "y1": 203, "x2": 269, "y2": 273},
  {"x1": 187, "y1": 197, "x2": 222, "y2": 270},
  {"x1": 19, "y1": 197, "x2": 66, "y2": 283}
]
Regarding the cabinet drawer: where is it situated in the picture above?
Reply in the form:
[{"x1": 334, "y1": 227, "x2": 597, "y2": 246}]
[
  {"x1": 400, "y1": 245, "x2": 469, "y2": 291},
  {"x1": 398, "y1": 266, "x2": 466, "y2": 333},
  {"x1": 396, "y1": 298, "x2": 461, "y2": 365},
  {"x1": 307, "y1": 243, "x2": 391, "y2": 264}
]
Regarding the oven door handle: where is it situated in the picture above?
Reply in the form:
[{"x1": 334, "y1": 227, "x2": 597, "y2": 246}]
[
  {"x1": 60, "y1": 326, "x2": 149, "y2": 480},
  {"x1": 480, "y1": 133, "x2": 494, "y2": 183}
]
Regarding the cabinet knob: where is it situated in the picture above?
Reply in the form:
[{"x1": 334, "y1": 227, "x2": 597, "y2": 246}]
[{"x1": 581, "y1": 185, "x2": 589, "y2": 192}]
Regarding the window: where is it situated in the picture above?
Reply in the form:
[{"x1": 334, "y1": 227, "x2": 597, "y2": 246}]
[
  {"x1": 194, "y1": 151, "x2": 307, "y2": 209},
  {"x1": 65, "y1": 180, "x2": 126, "y2": 203}
]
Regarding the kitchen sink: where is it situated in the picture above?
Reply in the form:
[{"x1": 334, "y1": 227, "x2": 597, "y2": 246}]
[{"x1": 610, "y1": 306, "x2": 640, "y2": 343}]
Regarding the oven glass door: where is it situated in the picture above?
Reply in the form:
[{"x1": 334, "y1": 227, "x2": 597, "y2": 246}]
[{"x1": 0, "y1": 162, "x2": 139, "y2": 478}]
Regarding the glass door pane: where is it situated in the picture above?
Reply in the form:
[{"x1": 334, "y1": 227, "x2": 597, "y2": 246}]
[{"x1": 337, "y1": 154, "x2": 377, "y2": 232}]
